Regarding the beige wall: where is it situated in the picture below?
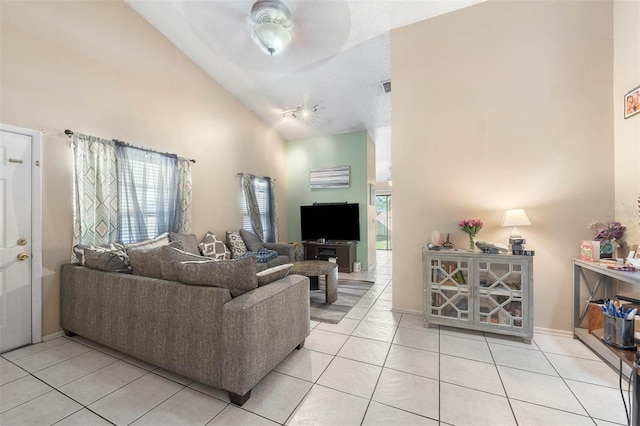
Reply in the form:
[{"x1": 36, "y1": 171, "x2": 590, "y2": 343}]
[
  {"x1": 391, "y1": 0, "x2": 614, "y2": 332},
  {"x1": 614, "y1": 0, "x2": 640, "y2": 243},
  {"x1": 1, "y1": 1, "x2": 288, "y2": 337}
]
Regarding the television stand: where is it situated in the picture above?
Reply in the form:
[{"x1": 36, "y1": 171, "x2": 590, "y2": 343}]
[{"x1": 303, "y1": 241, "x2": 356, "y2": 273}]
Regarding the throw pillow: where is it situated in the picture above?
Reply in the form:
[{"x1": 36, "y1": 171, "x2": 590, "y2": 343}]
[
  {"x1": 124, "y1": 232, "x2": 170, "y2": 251},
  {"x1": 240, "y1": 229, "x2": 264, "y2": 252},
  {"x1": 83, "y1": 248, "x2": 131, "y2": 273},
  {"x1": 257, "y1": 263, "x2": 293, "y2": 287},
  {"x1": 169, "y1": 233, "x2": 200, "y2": 255},
  {"x1": 175, "y1": 256, "x2": 258, "y2": 298},
  {"x1": 236, "y1": 248, "x2": 279, "y2": 263},
  {"x1": 226, "y1": 230, "x2": 248, "y2": 259},
  {"x1": 129, "y1": 241, "x2": 182, "y2": 279},
  {"x1": 160, "y1": 245, "x2": 204, "y2": 281},
  {"x1": 72, "y1": 243, "x2": 127, "y2": 266},
  {"x1": 198, "y1": 231, "x2": 231, "y2": 260}
]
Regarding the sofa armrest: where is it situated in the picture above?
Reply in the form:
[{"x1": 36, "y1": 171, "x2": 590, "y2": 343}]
[
  {"x1": 221, "y1": 274, "x2": 310, "y2": 396},
  {"x1": 263, "y1": 242, "x2": 295, "y2": 262}
]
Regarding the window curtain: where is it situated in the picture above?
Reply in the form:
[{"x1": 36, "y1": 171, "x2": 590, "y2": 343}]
[
  {"x1": 267, "y1": 177, "x2": 279, "y2": 243},
  {"x1": 241, "y1": 174, "x2": 264, "y2": 240},
  {"x1": 174, "y1": 158, "x2": 193, "y2": 234},
  {"x1": 115, "y1": 143, "x2": 178, "y2": 243},
  {"x1": 71, "y1": 133, "x2": 119, "y2": 253}
]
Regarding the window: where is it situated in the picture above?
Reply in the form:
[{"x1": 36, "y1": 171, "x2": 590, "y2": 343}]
[
  {"x1": 116, "y1": 145, "x2": 178, "y2": 244},
  {"x1": 242, "y1": 177, "x2": 272, "y2": 242}
]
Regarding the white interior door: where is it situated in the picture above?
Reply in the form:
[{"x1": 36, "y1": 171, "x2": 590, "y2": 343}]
[{"x1": 0, "y1": 130, "x2": 33, "y2": 353}]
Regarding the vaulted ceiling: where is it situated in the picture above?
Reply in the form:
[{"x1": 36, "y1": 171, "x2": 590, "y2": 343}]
[{"x1": 126, "y1": 0, "x2": 483, "y2": 182}]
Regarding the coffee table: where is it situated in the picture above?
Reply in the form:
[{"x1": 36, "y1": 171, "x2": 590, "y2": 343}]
[{"x1": 290, "y1": 260, "x2": 338, "y2": 304}]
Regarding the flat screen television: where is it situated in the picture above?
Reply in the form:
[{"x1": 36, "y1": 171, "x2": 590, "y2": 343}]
[{"x1": 300, "y1": 203, "x2": 360, "y2": 242}]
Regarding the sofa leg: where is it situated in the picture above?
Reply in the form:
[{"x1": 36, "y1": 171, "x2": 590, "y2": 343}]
[
  {"x1": 296, "y1": 339, "x2": 305, "y2": 350},
  {"x1": 63, "y1": 329, "x2": 76, "y2": 337},
  {"x1": 229, "y1": 390, "x2": 251, "y2": 406}
]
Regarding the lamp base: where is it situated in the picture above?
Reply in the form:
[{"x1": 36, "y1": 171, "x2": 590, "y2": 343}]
[{"x1": 509, "y1": 238, "x2": 526, "y2": 251}]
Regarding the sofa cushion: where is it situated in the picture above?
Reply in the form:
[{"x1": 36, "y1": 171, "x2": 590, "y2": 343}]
[
  {"x1": 160, "y1": 245, "x2": 204, "y2": 281},
  {"x1": 256, "y1": 263, "x2": 293, "y2": 287},
  {"x1": 175, "y1": 256, "x2": 258, "y2": 298},
  {"x1": 240, "y1": 229, "x2": 264, "y2": 252},
  {"x1": 198, "y1": 231, "x2": 231, "y2": 260},
  {"x1": 72, "y1": 242, "x2": 127, "y2": 266},
  {"x1": 226, "y1": 230, "x2": 248, "y2": 258},
  {"x1": 266, "y1": 255, "x2": 290, "y2": 269},
  {"x1": 124, "y1": 232, "x2": 170, "y2": 251},
  {"x1": 83, "y1": 248, "x2": 131, "y2": 273},
  {"x1": 129, "y1": 241, "x2": 182, "y2": 279},
  {"x1": 169, "y1": 233, "x2": 200, "y2": 255}
]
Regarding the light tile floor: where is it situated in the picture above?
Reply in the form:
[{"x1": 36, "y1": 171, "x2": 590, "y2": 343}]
[{"x1": 0, "y1": 251, "x2": 632, "y2": 425}]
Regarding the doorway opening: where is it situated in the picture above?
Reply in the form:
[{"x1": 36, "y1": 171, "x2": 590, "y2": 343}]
[{"x1": 376, "y1": 194, "x2": 392, "y2": 251}]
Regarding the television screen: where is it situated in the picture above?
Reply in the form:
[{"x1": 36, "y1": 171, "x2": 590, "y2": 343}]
[{"x1": 300, "y1": 203, "x2": 360, "y2": 242}]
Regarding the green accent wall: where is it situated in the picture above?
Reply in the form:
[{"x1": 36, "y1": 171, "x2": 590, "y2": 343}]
[{"x1": 287, "y1": 131, "x2": 371, "y2": 269}]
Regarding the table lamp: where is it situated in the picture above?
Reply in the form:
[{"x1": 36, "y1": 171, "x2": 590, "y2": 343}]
[{"x1": 502, "y1": 209, "x2": 531, "y2": 250}]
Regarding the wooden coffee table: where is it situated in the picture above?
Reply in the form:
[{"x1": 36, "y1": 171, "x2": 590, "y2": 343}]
[{"x1": 290, "y1": 260, "x2": 338, "y2": 304}]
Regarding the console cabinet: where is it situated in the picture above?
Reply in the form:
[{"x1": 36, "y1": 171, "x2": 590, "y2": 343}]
[
  {"x1": 423, "y1": 248, "x2": 533, "y2": 342},
  {"x1": 303, "y1": 241, "x2": 356, "y2": 273}
]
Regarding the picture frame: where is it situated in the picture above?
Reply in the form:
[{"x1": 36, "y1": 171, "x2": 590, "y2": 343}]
[{"x1": 624, "y1": 86, "x2": 640, "y2": 119}]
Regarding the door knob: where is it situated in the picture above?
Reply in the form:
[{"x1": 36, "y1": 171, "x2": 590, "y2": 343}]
[
  {"x1": 17, "y1": 238, "x2": 27, "y2": 246},
  {"x1": 17, "y1": 253, "x2": 29, "y2": 261}
]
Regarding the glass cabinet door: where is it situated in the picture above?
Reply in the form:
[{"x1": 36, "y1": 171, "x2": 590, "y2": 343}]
[
  {"x1": 429, "y1": 258, "x2": 471, "y2": 321},
  {"x1": 477, "y1": 260, "x2": 525, "y2": 328}
]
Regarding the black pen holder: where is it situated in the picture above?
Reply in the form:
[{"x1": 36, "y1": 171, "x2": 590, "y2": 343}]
[{"x1": 603, "y1": 313, "x2": 636, "y2": 350}]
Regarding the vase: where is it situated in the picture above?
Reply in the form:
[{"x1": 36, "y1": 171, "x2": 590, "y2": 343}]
[{"x1": 468, "y1": 235, "x2": 476, "y2": 251}]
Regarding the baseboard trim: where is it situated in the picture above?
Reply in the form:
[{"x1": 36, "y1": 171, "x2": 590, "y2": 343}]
[
  {"x1": 43, "y1": 330, "x2": 64, "y2": 341},
  {"x1": 391, "y1": 307, "x2": 423, "y2": 316},
  {"x1": 533, "y1": 326, "x2": 573, "y2": 338}
]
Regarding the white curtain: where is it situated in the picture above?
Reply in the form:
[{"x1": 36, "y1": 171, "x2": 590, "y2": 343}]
[{"x1": 115, "y1": 143, "x2": 178, "y2": 243}]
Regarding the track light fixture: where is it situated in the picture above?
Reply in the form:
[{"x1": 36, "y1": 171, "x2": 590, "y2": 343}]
[{"x1": 282, "y1": 105, "x2": 318, "y2": 120}]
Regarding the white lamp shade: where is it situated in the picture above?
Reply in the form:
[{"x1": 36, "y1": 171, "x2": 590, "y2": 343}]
[
  {"x1": 501, "y1": 209, "x2": 531, "y2": 227},
  {"x1": 251, "y1": 22, "x2": 291, "y2": 55}
]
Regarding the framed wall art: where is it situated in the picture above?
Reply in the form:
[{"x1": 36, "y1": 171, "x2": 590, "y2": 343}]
[
  {"x1": 624, "y1": 86, "x2": 640, "y2": 119},
  {"x1": 310, "y1": 166, "x2": 350, "y2": 189}
]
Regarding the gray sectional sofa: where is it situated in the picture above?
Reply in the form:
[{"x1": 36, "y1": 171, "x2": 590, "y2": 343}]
[{"x1": 60, "y1": 258, "x2": 310, "y2": 405}]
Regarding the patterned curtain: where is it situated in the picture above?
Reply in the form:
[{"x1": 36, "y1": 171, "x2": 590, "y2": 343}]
[
  {"x1": 267, "y1": 177, "x2": 279, "y2": 243},
  {"x1": 71, "y1": 133, "x2": 119, "y2": 254},
  {"x1": 241, "y1": 174, "x2": 264, "y2": 240},
  {"x1": 174, "y1": 158, "x2": 193, "y2": 234}
]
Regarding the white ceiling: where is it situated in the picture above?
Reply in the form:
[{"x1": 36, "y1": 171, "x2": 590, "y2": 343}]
[{"x1": 126, "y1": 0, "x2": 482, "y2": 182}]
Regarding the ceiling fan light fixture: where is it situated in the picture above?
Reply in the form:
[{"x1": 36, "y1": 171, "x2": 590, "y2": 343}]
[{"x1": 250, "y1": 0, "x2": 292, "y2": 56}]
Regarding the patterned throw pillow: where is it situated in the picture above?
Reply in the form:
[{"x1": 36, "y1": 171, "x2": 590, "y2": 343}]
[
  {"x1": 257, "y1": 263, "x2": 293, "y2": 287},
  {"x1": 199, "y1": 231, "x2": 231, "y2": 260},
  {"x1": 236, "y1": 248, "x2": 279, "y2": 263},
  {"x1": 226, "y1": 230, "x2": 248, "y2": 259}
]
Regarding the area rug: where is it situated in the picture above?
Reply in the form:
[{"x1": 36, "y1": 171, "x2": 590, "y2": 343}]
[{"x1": 310, "y1": 279, "x2": 373, "y2": 324}]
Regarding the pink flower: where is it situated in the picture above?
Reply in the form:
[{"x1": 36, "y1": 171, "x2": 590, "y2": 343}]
[{"x1": 459, "y1": 219, "x2": 483, "y2": 237}]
